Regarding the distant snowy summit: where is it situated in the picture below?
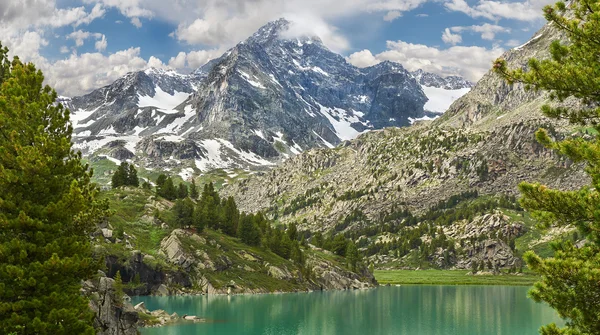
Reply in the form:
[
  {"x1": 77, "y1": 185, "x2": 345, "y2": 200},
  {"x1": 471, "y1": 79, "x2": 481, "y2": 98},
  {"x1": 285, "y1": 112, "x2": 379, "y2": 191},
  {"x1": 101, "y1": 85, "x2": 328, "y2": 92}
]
[
  {"x1": 65, "y1": 18, "x2": 471, "y2": 176},
  {"x1": 410, "y1": 69, "x2": 473, "y2": 115}
]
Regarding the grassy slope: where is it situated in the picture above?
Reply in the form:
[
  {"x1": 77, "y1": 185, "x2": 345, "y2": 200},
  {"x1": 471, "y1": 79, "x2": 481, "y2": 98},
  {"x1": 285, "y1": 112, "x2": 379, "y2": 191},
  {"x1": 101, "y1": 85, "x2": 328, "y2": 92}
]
[
  {"x1": 96, "y1": 187, "x2": 361, "y2": 293},
  {"x1": 374, "y1": 270, "x2": 539, "y2": 286}
]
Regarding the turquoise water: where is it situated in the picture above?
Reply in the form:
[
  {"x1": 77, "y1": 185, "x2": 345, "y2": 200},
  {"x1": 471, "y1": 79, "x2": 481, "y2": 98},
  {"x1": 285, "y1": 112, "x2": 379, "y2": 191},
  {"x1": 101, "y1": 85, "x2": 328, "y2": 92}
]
[{"x1": 132, "y1": 286, "x2": 562, "y2": 335}]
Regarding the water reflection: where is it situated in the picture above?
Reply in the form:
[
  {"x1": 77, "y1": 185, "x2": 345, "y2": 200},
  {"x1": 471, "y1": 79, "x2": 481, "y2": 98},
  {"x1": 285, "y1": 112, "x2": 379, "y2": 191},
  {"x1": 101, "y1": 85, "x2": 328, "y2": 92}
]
[{"x1": 133, "y1": 286, "x2": 562, "y2": 335}]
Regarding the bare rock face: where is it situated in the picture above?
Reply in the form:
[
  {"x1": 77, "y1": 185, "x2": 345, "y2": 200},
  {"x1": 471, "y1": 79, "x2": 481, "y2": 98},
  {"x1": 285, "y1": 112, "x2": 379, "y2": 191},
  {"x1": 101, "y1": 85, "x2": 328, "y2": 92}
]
[
  {"x1": 308, "y1": 255, "x2": 377, "y2": 290},
  {"x1": 159, "y1": 229, "x2": 196, "y2": 270},
  {"x1": 87, "y1": 274, "x2": 140, "y2": 335}
]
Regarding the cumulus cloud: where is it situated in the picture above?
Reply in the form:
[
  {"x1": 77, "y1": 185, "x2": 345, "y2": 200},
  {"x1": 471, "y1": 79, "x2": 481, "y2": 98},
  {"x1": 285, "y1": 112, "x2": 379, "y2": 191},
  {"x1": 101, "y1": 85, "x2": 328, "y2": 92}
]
[
  {"x1": 43, "y1": 47, "x2": 149, "y2": 96},
  {"x1": 167, "y1": 49, "x2": 224, "y2": 70},
  {"x1": 450, "y1": 23, "x2": 510, "y2": 40},
  {"x1": 67, "y1": 30, "x2": 103, "y2": 47},
  {"x1": 441, "y1": 28, "x2": 462, "y2": 45},
  {"x1": 153, "y1": 0, "x2": 430, "y2": 52},
  {"x1": 95, "y1": 35, "x2": 108, "y2": 51},
  {"x1": 82, "y1": 0, "x2": 153, "y2": 19},
  {"x1": 345, "y1": 49, "x2": 380, "y2": 68},
  {"x1": 131, "y1": 17, "x2": 142, "y2": 28},
  {"x1": 383, "y1": 11, "x2": 402, "y2": 21},
  {"x1": 445, "y1": 0, "x2": 555, "y2": 22},
  {"x1": 347, "y1": 40, "x2": 504, "y2": 81}
]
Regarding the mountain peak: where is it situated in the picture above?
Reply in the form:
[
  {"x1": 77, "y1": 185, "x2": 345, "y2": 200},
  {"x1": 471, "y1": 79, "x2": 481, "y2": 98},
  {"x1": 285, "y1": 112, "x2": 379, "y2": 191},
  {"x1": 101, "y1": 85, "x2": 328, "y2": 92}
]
[{"x1": 246, "y1": 18, "x2": 291, "y2": 44}]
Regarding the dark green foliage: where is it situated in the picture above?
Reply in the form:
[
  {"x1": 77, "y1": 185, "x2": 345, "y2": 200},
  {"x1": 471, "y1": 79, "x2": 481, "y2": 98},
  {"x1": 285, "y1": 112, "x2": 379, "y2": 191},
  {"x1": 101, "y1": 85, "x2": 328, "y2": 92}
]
[
  {"x1": 221, "y1": 197, "x2": 239, "y2": 236},
  {"x1": 111, "y1": 162, "x2": 139, "y2": 188},
  {"x1": 265, "y1": 229, "x2": 291, "y2": 259},
  {"x1": 142, "y1": 180, "x2": 152, "y2": 190},
  {"x1": 177, "y1": 182, "x2": 188, "y2": 199},
  {"x1": 312, "y1": 232, "x2": 324, "y2": 248},
  {"x1": 156, "y1": 175, "x2": 177, "y2": 200},
  {"x1": 197, "y1": 183, "x2": 220, "y2": 229},
  {"x1": 156, "y1": 174, "x2": 167, "y2": 191},
  {"x1": 173, "y1": 198, "x2": 195, "y2": 228},
  {"x1": 113, "y1": 271, "x2": 125, "y2": 307},
  {"x1": 237, "y1": 213, "x2": 261, "y2": 246},
  {"x1": 127, "y1": 163, "x2": 139, "y2": 187},
  {"x1": 287, "y1": 221, "x2": 298, "y2": 241},
  {"x1": 189, "y1": 179, "x2": 199, "y2": 199},
  {"x1": 346, "y1": 241, "x2": 360, "y2": 271},
  {"x1": 290, "y1": 241, "x2": 305, "y2": 265},
  {"x1": 0, "y1": 46, "x2": 107, "y2": 334},
  {"x1": 331, "y1": 234, "x2": 348, "y2": 257},
  {"x1": 112, "y1": 162, "x2": 128, "y2": 188},
  {"x1": 495, "y1": 1, "x2": 600, "y2": 334}
]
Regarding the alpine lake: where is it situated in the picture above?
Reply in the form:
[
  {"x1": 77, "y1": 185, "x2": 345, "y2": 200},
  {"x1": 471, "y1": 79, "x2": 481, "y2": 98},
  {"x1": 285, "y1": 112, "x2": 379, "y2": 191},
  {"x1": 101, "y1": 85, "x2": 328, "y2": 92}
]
[{"x1": 132, "y1": 285, "x2": 563, "y2": 335}]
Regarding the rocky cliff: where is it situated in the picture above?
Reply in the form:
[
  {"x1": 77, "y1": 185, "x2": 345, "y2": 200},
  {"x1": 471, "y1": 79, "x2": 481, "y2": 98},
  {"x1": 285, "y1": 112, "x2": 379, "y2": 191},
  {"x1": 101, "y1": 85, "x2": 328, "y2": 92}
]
[{"x1": 221, "y1": 17, "x2": 587, "y2": 270}]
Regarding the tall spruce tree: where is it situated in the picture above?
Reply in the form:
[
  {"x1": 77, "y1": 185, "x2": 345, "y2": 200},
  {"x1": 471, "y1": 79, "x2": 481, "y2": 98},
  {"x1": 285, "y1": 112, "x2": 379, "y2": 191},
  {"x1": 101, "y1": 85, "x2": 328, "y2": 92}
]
[
  {"x1": 111, "y1": 162, "x2": 128, "y2": 188},
  {"x1": 177, "y1": 183, "x2": 188, "y2": 199},
  {"x1": 189, "y1": 178, "x2": 199, "y2": 200},
  {"x1": 127, "y1": 163, "x2": 139, "y2": 187},
  {"x1": 495, "y1": 1, "x2": 600, "y2": 334},
  {"x1": 222, "y1": 196, "x2": 239, "y2": 236},
  {"x1": 0, "y1": 47, "x2": 107, "y2": 334}
]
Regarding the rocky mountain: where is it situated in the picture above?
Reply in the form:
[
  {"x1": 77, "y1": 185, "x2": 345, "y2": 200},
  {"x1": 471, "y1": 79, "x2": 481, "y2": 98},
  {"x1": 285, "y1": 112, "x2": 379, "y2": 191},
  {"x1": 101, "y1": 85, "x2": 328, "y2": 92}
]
[
  {"x1": 221, "y1": 17, "x2": 587, "y2": 270},
  {"x1": 66, "y1": 19, "x2": 470, "y2": 176}
]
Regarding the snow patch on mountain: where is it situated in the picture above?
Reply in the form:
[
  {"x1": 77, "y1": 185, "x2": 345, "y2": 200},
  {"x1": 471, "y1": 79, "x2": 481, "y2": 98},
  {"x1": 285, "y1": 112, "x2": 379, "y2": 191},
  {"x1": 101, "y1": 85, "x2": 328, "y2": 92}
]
[
  {"x1": 138, "y1": 86, "x2": 190, "y2": 111},
  {"x1": 422, "y1": 86, "x2": 471, "y2": 114}
]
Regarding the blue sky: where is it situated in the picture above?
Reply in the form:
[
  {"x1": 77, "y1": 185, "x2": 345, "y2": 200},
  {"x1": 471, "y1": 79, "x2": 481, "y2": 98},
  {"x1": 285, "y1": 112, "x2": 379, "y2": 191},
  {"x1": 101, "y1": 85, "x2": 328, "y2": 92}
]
[{"x1": 0, "y1": 0, "x2": 554, "y2": 96}]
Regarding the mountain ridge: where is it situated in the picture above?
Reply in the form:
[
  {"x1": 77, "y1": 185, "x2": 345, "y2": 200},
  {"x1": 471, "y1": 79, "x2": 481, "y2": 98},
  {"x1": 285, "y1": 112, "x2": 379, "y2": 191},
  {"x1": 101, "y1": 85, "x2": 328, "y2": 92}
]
[{"x1": 64, "y1": 18, "x2": 472, "y2": 176}]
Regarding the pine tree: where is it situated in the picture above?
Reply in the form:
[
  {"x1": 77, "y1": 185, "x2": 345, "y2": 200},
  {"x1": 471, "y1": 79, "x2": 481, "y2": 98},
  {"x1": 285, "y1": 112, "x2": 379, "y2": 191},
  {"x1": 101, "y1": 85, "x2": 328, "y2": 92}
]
[
  {"x1": 287, "y1": 221, "x2": 298, "y2": 241},
  {"x1": 238, "y1": 214, "x2": 261, "y2": 246},
  {"x1": 290, "y1": 241, "x2": 304, "y2": 265},
  {"x1": 222, "y1": 196, "x2": 239, "y2": 236},
  {"x1": 346, "y1": 241, "x2": 360, "y2": 271},
  {"x1": 160, "y1": 176, "x2": 177, "y2": 201},
  {"x1": 332, "y1": 234, "x2": 348, "y2": 256},
  {"x1": 189, "y1": 178, "x2": 199, "y2": 200},
  {"x1": 113, "y1": 271, "x2": 125, "y2": 308},
  {"x1": 0, "y1": 47, "x2": 107, "y2": 334},
  {"x1": 173, "y1": 198, "x2": 194, "y2": 228},
  {"x1": 112, "y1": 162, "x2": 128, "y2": 188},
  {"x1": 177, "y1": 182, "x2": 188, "y2": 199},
  {"x1": 127, "y1": 163, "x2": 139, "y2": 187},
  {"x1": 156, "y1": 174, "x2": 167, "y2": 193},
  {"x1": 495, "y1": 1, "x2": 600, "y2": 333}
]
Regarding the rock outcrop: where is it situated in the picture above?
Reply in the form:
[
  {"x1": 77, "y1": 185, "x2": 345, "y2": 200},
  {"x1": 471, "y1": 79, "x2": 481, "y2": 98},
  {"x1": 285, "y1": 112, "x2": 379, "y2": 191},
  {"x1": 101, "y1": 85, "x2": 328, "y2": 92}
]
[{"x1": 86, "y1": 274, "x2": 139, "y2": 335}]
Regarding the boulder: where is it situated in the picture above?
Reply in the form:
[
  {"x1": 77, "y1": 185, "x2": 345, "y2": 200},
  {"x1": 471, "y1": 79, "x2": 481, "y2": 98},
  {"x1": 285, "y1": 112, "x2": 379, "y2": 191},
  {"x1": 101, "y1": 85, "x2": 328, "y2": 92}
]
[
  {"x1": 155, "y1": 284, "x2": 169, "y2": 296},
  {"x1": 101, "y1": 228, "x2": 113, "y2": 238}
]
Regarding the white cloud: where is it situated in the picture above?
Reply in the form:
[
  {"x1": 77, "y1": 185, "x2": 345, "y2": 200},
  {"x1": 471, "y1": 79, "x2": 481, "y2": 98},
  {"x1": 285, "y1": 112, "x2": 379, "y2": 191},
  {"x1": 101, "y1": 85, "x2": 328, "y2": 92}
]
[
  {"x1": 345, "y1": 49, "x2": 380, "y2": 68},
  {"x1": 155, "y1": 0, "x2": 430, "y2": 52},
  {"x1": 445, "y1": 0, "x2": 555, "y2": 22},
  {"x1": 450, "y1": 23, "x2": 510, "y2": 40},
  {"x1": 43, "y1": 47, "x2": 149, "y2": 96},
  {"x1": 383, "y1": 11, "x2": 402, "y2": 21},
  {"x1": 131, "y1": 17, "x2": 142, "y2": 28},
  {"x1": 83, "y1": 0, "x2": 153, "y2": 18},
  {"x1": 60, "y1": 46, "x2": 70, "y2": 54},
  {"x1": 505, "y1": 39, "x2": 521, "y2": 47},
  {"x1": 147, "y1": 56, "x2": 166, "y2": 69},
  {"x1": 67, "y1": 30, "x2": 103, "y2": 47},
  {"x1": 95, "y1": 35, "x2": 108, "y2": 51},
  {"x1": 166, "y1": 49, "x2": 224, "y2": 70},
  {"x1": 441, "y1": 28, "x2": 462, "y2": 45},
  {"x1": 168, "y1": 52, "x2": 187, "y2": 69},
  {"x1": 347, "y1": 40, "x2": 504, "y2": 82}
]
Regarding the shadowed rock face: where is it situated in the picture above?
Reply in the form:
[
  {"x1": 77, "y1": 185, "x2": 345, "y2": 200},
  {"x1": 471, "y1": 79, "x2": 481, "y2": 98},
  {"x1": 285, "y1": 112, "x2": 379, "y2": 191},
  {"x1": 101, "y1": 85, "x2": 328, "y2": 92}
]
[{"x1": 65, "y1": 18, "x2": 465, "y2": 174}]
